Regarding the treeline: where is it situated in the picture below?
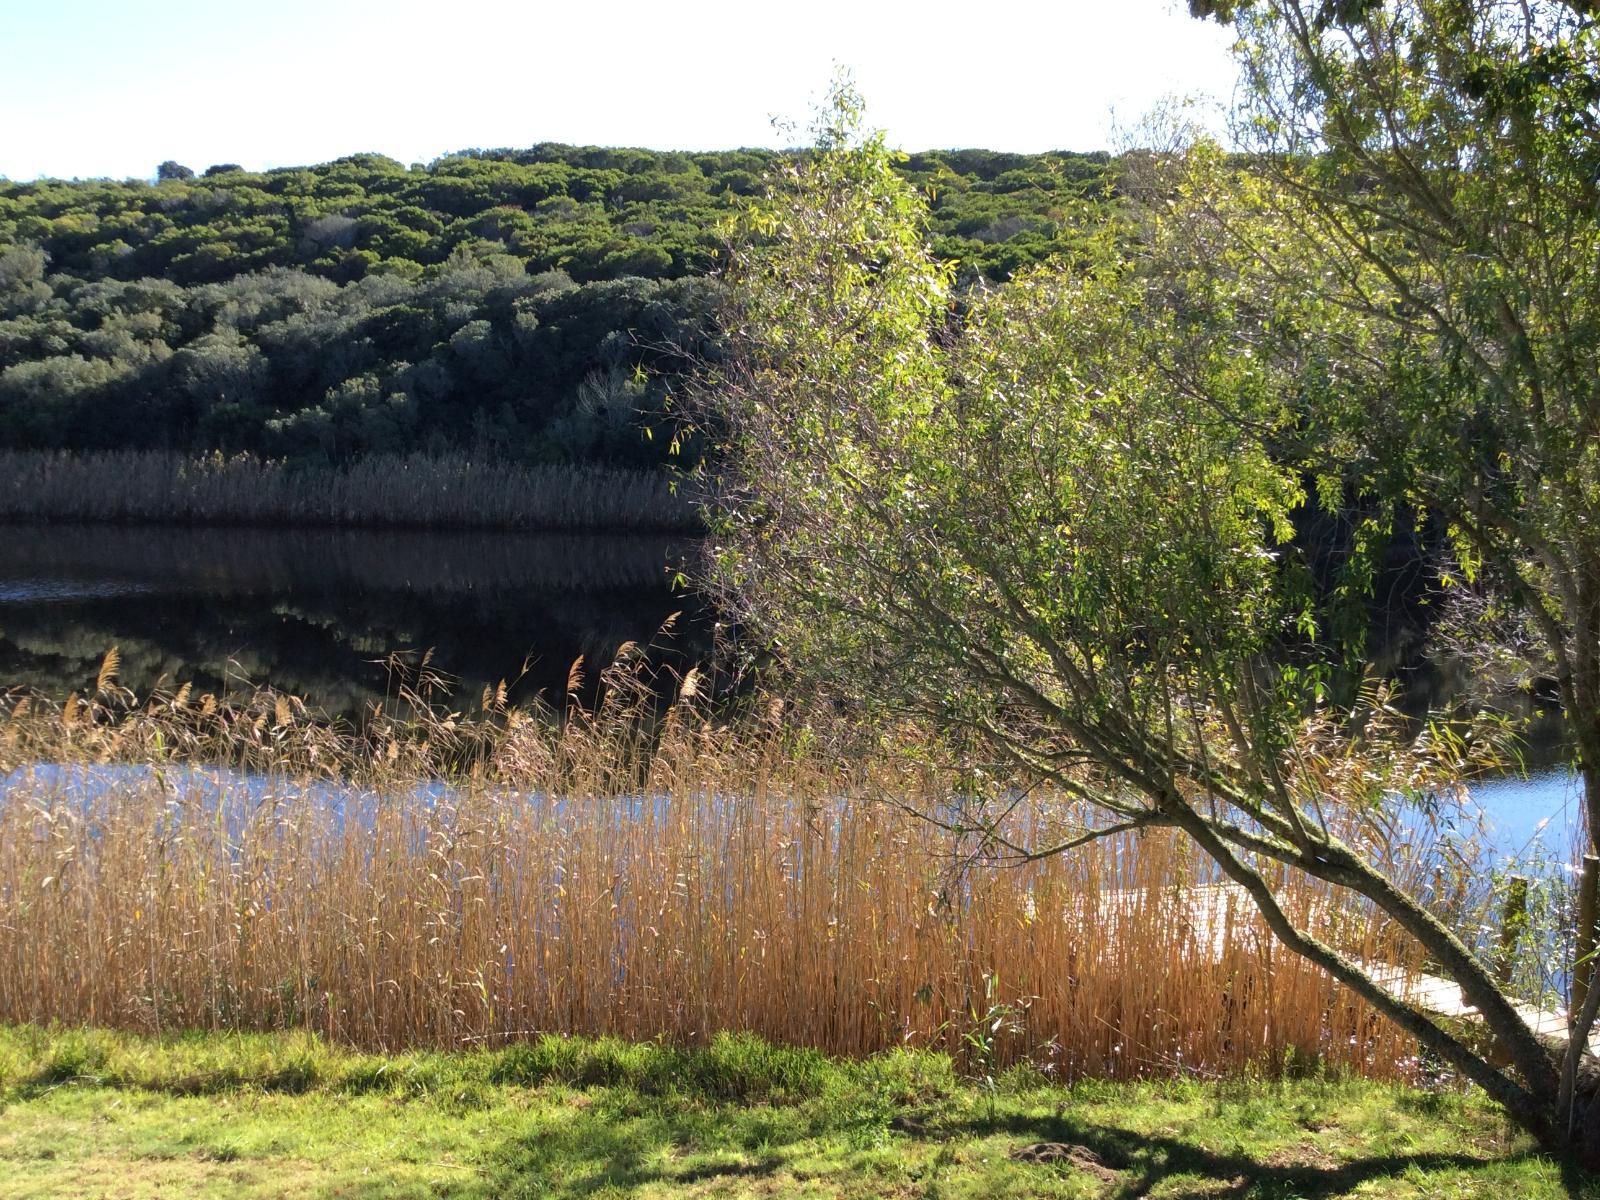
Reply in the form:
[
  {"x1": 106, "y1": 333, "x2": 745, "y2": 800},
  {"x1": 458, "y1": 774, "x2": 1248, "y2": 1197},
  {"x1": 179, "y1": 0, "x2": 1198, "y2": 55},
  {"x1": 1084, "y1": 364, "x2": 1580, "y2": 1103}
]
[{"x1": 0, "y1": 146, "x2": 1108, "y2": 468}]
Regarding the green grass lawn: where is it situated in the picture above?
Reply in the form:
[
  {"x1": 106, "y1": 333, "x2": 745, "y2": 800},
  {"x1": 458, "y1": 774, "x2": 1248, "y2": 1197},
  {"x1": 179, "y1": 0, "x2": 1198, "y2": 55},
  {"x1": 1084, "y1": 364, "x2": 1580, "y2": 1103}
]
[{"x1": 0, "y1": 1026, "x2": 1593, "y2": 1199}]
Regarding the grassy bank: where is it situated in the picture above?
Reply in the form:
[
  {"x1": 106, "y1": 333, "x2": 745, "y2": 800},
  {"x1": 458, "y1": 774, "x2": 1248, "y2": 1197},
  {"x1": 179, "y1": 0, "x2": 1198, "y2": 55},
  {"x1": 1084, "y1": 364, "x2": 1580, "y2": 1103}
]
[
  {"x1": 0, "y1": 450, "x2": 699, "y2": 532},
  {"x1": 1, "y1": 672, "x2": 1441, "y2": 1080},
  {"x1": 0, "y1": 1025, "x2": 1585, "y2": 1199}
]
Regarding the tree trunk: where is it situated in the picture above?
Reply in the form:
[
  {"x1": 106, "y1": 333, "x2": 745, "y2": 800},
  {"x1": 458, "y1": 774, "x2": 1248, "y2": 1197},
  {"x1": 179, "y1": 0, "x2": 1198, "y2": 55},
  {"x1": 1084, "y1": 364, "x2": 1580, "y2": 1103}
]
[
  {"x1": 1576, "y1": 840, "x2": 1599, "y2": 1030},
  {"x1": 1568, "y1": 698, "x2": 1600, "y2": 1021},
  {"x1": 1564, "y1": 1044, "x2": 1600, "y2": 1167}
]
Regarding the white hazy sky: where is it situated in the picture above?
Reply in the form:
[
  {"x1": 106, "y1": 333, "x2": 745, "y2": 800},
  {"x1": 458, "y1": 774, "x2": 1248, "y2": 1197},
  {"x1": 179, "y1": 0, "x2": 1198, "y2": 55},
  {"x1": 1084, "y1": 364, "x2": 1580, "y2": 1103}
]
[{"x1": 1, "y1": 0, "x2": 1239, "y2": 181}]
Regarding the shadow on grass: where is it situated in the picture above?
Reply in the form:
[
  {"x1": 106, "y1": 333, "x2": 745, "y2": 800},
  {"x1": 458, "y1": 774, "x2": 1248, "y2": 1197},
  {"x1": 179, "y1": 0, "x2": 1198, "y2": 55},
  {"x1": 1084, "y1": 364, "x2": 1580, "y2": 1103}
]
[
  {"x1": 944, "y1": 1111, "x2": 1600, "y2": 1200},
  {"x1": 476, "y1": 1098, "x2": 793, "y2": 1199},
  {"x1": 471, "y1": 1096, "x2": 1600, "y2": 1200}
]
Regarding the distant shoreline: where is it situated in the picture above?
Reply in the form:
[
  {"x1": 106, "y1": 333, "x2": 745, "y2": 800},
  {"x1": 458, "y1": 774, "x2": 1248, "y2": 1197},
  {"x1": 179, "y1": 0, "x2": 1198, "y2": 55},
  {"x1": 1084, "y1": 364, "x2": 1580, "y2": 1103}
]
[{"x1": 0, "y1": 450, "x2": 702, "y2": 534}]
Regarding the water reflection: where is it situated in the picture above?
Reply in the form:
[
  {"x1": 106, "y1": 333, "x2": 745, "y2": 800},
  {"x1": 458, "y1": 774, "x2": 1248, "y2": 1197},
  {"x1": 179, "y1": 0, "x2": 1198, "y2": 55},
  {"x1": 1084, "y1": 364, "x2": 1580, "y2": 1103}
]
[
  {"x1": 0, "y1": 523, "x2": 709, "y2": 716},
  {"x1": 0, "y1": 524, "x2": 1574, "y2": 763}
]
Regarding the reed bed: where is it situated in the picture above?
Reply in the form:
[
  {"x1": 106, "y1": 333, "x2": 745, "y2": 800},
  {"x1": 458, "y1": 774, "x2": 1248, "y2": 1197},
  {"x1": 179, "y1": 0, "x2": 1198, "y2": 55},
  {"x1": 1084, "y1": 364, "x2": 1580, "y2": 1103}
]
[
  {"x1": 0, "y1": 672, "x2": 1428, "y2": 1082},
  {"x1": 0, "y1": 450, "x2": 699, "y2": 532}
]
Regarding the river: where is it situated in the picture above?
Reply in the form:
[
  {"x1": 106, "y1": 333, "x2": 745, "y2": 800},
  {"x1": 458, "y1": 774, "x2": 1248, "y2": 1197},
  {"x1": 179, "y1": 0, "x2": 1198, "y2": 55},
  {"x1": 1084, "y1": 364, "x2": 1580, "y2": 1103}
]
[
  {"x1": 0, "y1": 521, "x2": 1584, "y2": 859},
  {"x1": 0, "y1": 521, "x2": 708, "y2": 715}
]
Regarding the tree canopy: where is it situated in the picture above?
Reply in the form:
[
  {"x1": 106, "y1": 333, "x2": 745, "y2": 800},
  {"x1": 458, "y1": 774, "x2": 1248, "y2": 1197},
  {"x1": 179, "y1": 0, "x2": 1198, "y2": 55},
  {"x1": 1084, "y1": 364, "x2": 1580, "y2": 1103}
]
[
  {"x1": 1177, "y1": 0, "x2": 1600, "y2": 1137},
  {"x1": 0, "y1": 144, "x2": 1108, "y2": 468},
  {"x1": 705, "y1": 70, "x2": 1600, "y2": 1157}
]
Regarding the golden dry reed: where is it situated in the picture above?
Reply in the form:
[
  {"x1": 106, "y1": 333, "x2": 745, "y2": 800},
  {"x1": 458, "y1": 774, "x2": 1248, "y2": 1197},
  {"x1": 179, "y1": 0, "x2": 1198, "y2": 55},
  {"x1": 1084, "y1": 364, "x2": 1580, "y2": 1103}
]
[
  {"x1": 0, "y1": 450, "x2": 698, "y2": 532},
  {"x1": 0, "y1": 666, "x2": 1424, "y2": 1082}
]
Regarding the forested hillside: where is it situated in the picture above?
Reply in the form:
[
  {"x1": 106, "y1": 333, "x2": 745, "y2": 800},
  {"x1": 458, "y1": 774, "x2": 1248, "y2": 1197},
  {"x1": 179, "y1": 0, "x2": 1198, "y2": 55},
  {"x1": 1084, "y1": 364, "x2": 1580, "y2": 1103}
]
[{"x1": 0, "y1": 146, "x2": 1107, "y2": 467}]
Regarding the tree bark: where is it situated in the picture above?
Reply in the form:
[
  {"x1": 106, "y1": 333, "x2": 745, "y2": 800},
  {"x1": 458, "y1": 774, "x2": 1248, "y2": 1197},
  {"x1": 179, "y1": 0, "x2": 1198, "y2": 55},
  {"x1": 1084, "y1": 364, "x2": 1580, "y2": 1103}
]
[{"x1": 1165, "y1": 800, "x2": 1557, "y2": 1141}]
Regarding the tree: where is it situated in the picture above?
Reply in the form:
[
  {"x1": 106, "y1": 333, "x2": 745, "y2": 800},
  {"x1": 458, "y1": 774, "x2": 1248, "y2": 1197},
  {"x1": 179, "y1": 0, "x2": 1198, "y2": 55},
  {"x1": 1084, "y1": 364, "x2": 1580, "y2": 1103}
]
[
  {"x1": 1183, "y1": 0, "x2": 1600, "y2": 1143},
  {"x1": 702, "y1": 88, "x2": 1596, "y2": 1157},
  {"x1": 156, "y1": 161, "x2": 195, "y2": 183}
]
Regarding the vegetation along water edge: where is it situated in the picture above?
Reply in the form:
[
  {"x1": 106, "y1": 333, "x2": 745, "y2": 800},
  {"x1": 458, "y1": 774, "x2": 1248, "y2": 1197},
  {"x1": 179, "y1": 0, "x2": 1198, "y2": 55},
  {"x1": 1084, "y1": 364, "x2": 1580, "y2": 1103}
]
[
  {"x1": 6, "y1": 0, "x2": 1600, "y2": 1185},
  {"x1": 0, "y1": 449, "x2": 700, "y2": 531}
]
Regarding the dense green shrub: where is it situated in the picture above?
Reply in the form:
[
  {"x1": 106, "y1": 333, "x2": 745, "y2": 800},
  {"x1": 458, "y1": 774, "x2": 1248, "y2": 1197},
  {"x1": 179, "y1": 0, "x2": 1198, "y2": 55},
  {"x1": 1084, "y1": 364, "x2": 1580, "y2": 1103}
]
[{"x1": 0, "y1": 144, "x2": 1108, "y2": 470}]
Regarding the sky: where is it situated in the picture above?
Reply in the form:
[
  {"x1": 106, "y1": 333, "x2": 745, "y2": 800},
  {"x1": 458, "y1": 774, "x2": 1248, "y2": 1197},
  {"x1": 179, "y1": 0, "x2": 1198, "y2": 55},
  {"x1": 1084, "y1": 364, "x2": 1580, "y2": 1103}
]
[{"x1": 0, "y1": 0, "x2": 1240, "y2": 181}]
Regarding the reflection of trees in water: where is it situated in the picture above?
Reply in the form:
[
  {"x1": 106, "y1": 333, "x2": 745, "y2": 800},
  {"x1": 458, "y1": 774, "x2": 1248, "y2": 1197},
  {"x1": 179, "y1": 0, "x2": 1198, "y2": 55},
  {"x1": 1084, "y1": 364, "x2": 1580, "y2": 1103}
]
[
  {"x1": 0, "y1": 524, "x2": 691, "y2": 596},
  {"x1": 1395, "y1": 652, "x2": 1569, "y2": 771},
  {"x1": 1287, "y1": 512, "x2": 1569, "y2": 768},
  {"x1": 0, "y1": 526, "x2": 710, "y2": 717}
]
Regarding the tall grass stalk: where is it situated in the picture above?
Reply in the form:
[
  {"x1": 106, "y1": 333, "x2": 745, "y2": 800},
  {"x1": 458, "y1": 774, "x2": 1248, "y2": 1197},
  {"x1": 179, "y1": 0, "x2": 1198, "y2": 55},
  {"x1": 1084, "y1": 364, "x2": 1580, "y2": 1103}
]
[
  {"x1": 0, "y1": 670, "x2": 1425, "y2": 1081},
  {"x1": 0, "y1": 450, "x2": 697, "y2": 532}
]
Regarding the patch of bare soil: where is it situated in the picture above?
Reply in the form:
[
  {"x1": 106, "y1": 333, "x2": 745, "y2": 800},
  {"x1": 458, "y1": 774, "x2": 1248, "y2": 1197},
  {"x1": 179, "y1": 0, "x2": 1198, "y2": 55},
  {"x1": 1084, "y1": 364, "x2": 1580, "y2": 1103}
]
[
  {"x1": 1008, "y1": 1141, "x2": 1120, "y2": 1182},
  {"x1": 1263, "y1": 1141, "x2": 1339, "y2": 1170}
]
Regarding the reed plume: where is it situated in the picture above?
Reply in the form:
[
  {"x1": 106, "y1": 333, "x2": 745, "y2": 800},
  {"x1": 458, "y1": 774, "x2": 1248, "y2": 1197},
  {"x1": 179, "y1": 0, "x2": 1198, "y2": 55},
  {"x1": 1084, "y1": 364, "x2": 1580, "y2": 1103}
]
[{"x1": 0, "y1": 664, "x2": 1439, "y2": 1082}]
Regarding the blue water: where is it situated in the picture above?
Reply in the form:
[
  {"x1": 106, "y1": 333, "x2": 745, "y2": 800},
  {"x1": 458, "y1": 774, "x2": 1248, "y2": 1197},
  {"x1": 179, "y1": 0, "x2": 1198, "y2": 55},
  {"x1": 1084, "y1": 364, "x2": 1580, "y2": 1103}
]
[
  {"x1": 1466, "y1": 768, "x2": 1587, "y2": 864},
  {"x1": 1, "y1": 762, "x2": 1584, "y2": 866},
  {"x1": 0, "y1": 578, "x2": 156, "y2": 603}
]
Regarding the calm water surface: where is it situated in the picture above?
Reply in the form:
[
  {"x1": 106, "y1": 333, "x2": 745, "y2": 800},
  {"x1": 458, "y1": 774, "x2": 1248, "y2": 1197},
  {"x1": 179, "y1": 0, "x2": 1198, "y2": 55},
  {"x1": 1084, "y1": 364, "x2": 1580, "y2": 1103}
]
[
  {"x1": 0, "y1": 522, "x2": 709, "y2": 715},
  {"x1": 0, "y1": 523, "x2": 1585, "y2": 860}
]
